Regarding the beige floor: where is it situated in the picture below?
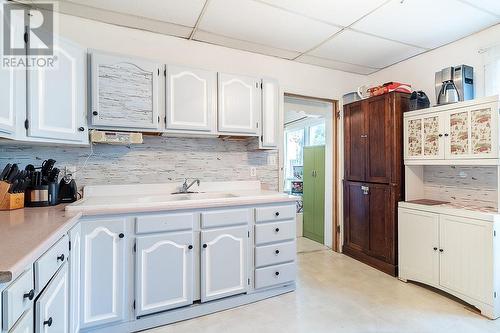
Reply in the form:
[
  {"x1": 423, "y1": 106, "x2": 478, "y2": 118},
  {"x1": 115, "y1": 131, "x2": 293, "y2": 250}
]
[
  {"x1": 297, "y1": 236, "x2": 329, "y2": 253},
  {"x1": 147, "y1": 250, "x2": 500, "y2": 333}
]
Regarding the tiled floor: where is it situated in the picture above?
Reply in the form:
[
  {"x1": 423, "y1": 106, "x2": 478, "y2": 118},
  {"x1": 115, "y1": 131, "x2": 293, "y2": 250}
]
[
  {"x1": 147, "y1": 250, "x2": 500, "y2": 333},
  {"x1": 297, "y1": 236, "x2": 328, "y2": 253}
]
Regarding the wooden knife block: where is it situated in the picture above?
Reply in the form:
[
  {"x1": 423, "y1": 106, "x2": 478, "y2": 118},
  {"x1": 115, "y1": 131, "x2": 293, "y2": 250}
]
[{"x1": 0, "y1": 181, "x2": 24, "y2": 211}]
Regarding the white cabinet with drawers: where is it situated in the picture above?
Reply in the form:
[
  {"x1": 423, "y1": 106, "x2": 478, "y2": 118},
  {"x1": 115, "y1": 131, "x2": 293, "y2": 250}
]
[{"x1": 1, "y1": 269, "x2": 34, "y2": 331}]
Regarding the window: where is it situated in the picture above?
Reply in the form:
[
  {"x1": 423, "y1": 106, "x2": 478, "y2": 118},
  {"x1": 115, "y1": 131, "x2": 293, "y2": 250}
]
[
  {"x1": 284, "y1": 128, "x2": 304, "y2": 191},
  {"x1": 484, "y1": 44, "x2": 500, "y2": 97},
  {"x1": 309, "y1": 123, "x2": 325, "y2": 146}
]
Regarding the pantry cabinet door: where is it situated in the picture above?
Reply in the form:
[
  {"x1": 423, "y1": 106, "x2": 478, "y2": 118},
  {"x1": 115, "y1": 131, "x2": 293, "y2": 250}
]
[
  {"x1": 27, "y1": 38, "x2": 88, "y2": 143},
  {"x1": 439, "y1": 215, "x2": 494, "y2": 305},
  {"x1": 344, "y1": 101, "x2": 366, "y2": 181},
  {"x1": 80, "y1": 219, "x2": 127, "y2": 329},
  {"x1": 35, "y1": 263, "x2": 69, "y2": 333},
  {"x1": 260, "y1": 78, "x2": 279, "y2": 149},
  {"x1": 444, "y1": 103, "x2": 498, "y2": 159},
  {"x1": 201, "y1": 226, "x2": 248, "y2": 302},
  {"x1": 90, "y1": 51, "x2": 161, "y2": 130},
  {"x1": 166, "y1": 65, "x2": 216, "y2": 132},
  {"x1": 398, "y1": 208, "x2": 439, "y2": 286},
  {"x1": 218, "y1": 73, "x2": 261, "y2": 135},
  {"x1": 136, "y1": 232, "x2": 194, "y2": 316}
]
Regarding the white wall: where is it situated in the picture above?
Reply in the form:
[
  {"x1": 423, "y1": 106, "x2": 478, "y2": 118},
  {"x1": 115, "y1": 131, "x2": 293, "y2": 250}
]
[
  {"x1": 57, "y1": 14, "x2": 366, "y2": 101},
  {"x1": 369, "y1": 24, "x2": 500, "y2": 105}
]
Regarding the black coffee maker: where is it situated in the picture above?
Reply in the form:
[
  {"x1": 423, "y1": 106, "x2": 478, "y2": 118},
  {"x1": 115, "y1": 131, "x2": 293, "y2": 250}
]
[{"x1": 58, "y1": 173, "x2": 78, "y2": 203}]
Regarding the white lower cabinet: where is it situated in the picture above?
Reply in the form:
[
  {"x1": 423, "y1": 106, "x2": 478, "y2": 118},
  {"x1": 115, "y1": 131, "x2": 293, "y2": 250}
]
[
  {"x1": 201, "y1": 226, "x2": 248, "y2": 302},
  {"x1": 398, "y1": 207, "x2": 499, "y2": 318},
  {"x1": 136, "y1": 232, "x2": 194, "y2": 316},
  {"x1": 10, "y1": 308, "x2": 33, "y2": 333},
  {"x1": 68, "y1": 225, "x2": 81, "y2": 333},
  {"x1": 80, "y1": 219, "x2": 127, "y2": 329},
  {"x1": 35, "y1": 263, "x2": 69, "y2": 333}
]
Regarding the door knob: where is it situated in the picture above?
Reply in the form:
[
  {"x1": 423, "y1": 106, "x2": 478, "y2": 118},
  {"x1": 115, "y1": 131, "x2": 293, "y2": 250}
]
[
  {"x1": 23, "y1": 289, "x2": 34, "y2": 300},
  {"x1": 275, "y1": 228, "x2": 280, "y2": 232},
  {"x1": 57, "y1": 254, "x2": 65, "y2": 262},
  {"x1": 275, "y1": 212, "x2": 280, "y2": 217},
  {"x1": 118, "y1": 233, "x2": 124, "y2": 239},
  {"x1": 275, "y1": 250, "x2": 280, "y2": 255},
  {"x1": 203, "y1": 244, "x2": 207, "y2": 248},
  {"x1": 92, "y1": 111, "x2": 98, "y2": 116},
  {"x1": 439, "y1": 249, "x2": 444, "y2": 252},
  {"x1": 275, "y1": 271, "x2": 280, "y2": 276},
  {"x1": 188, "y1": 245, "x2": 193, "y2": 250},
  {"x1": 433, "y1": 247, "x2": 438, "y2": 251},
  {"x1": 78, "y1": 127, "x2": 85, "y2": 132},
  {"x1": 43, "y1": 317, "x2": 53, "y2": 327}
]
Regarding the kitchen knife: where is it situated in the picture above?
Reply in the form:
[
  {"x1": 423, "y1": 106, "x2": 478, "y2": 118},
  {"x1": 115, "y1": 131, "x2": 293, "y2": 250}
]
[
  {"x1": 41, "y1": 159, "x2": 56, "y2": 177},
  {"x1": 9, "y1": 179, "x2": 18, "y2": 193},
  {"x1": 6, "y1": 164, "x2": 19, "y2": 183},
  {"x1": 0, "y1": 163, "x2": 11, "y2": 180}
]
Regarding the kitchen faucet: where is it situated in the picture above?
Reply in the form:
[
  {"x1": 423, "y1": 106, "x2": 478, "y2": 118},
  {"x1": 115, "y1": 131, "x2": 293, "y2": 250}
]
[{"x1": 180, "y1": 178, "x2": 200, "y2": 193}]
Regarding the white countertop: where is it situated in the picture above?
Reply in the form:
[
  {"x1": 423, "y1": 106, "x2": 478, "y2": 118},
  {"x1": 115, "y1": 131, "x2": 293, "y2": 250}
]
[{"x1": 399, "y1": 201, "x2": 500, "y2": 222}]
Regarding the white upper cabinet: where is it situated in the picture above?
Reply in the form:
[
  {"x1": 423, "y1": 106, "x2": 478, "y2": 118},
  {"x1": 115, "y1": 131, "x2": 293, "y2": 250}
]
[
  {"x1": 260, "y1": 78, "x2": 279, "y2": 149},
  {"x1": 218, "y1": 73, "x2": 261, "y2": 135},
  {"x1": 27, "y1": 38, "x2": 88, "y2": 143},
  {"x1": 80, "y1": 218, "x2": 127, "y2": 329},
  {"x1": 136, "y1": 231, "x2": 194, "y2": 316},
  {"x1": 201, "y1": 225, "x2": 248, "y2": 302},
  {"x1": 0, "y1": 67, "x2": 23, "y2": 138},
  {"x1": 89, "y1": 51, "x2": 161, "y2": 130},
  {"x1": 404, "y1": 113, "x2": 445, "y2": 160},
  {"x1": 166, "y1": 65, "x2": 216, "y2": 132}
]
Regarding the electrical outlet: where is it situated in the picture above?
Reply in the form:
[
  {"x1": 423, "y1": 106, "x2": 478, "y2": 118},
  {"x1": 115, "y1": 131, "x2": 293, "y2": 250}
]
[
  {"x1": 268, "y1": 155, "x2": 277, "y2": 166},
  {"x1": 250, "y1": 167, "x2": 257, "y2": 177}
]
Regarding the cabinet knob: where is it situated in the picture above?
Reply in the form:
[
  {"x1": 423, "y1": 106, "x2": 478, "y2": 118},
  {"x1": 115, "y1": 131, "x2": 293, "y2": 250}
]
[
  {"x1": 118, "y1": 233, "x2": 124, "y2": 239},
  {"x1": 23, "y1": 289, "x2": 34, "y2": 300},
  {"x1": 433, "y1": 247, "x2": 438, "y2": 251},
  {"x1": 188, "y1": 245, "x2": 193, "y2": 250},
  {"x1": 275, "y1": 212, "x2": 280, "y2": 217},
  {"x1": 92, "y1": 111, "x2": 98, "y2": 116},
  {"x1": 78, "y1": 127, "x2": 85, "y2": 132},
  {"x1": 57, "y1": 254, "x2": 65, "y2": 262},
  {"x1": 275, "y1": 228, "x2": 280, "y2": 232},
  {"x1": 275, "y1": 249, "x2": 280, "y2": 255},
  {"x1": 203, "y1": 244, "x2": 207, "y2": 248},
  {"x1": 438, "y1": 134, "x2": 443, "y2": 137},
  {"x1": 43, "y1": 317, "x2": 53, "y2": 327},
  {"x1": 439, "y1": 249, "x2": 444, "y2": 252},
  {"x1": 444, "y1": 133, "x2": 449, "y2": 137},
  {"x1": 275, "y1": 271, "x2": 280, "y2": 276}
]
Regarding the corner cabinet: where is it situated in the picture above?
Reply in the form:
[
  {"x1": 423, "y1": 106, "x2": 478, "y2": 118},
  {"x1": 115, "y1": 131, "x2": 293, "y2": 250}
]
[
  {"x1": 89, "y1": 51, "x2": 162, "y2": 131},
  {"x1": 217, "y1": 73, "x2": 261, "y2": 135},
  {"x1": 165, "y1": 65, "x2": 217, "y2": 133},
  {"x1": 404, "y1": 96, "x2": 499, "y2": 163},
  {"x1": 398, "y1": 206, "x2": 499, "y2": 319}
]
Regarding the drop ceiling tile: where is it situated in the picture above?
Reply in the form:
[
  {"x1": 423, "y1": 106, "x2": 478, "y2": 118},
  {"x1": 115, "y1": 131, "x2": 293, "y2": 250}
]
[
  {"x1": 460, "y1": 0, "x2": 500, "y2": 16},
  {"x1": 194, "y1": 30, "x2": 301, "y2": 59},
  {"x1": 64, "y1": 0, "x2": 206, "y2": 27},
  {"x1": 296, "y1": 55, "x2": 379, "y2": 75},
  {"x1": 352, "y1": 0, "x2": 500, "y2": 49},
  {"x1": 199, "y1": 0, "x2": 341, "y2": 53},
  {"x1": 257, "y1": 0, "x2": 388, "y2": 27},
  {"x1": 308, "y1": 30, "x2": 424, "y2": 69}
]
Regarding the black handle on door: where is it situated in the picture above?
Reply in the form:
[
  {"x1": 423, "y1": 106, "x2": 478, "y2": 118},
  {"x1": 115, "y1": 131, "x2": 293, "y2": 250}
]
[
  {"x1": 444, "y1": 133, "x2": 449, "y2": 137},
  {"x1": 78, "y1": 127, "x2": 85, "y2": 132},
  {"x1": 433, "y1": 247, "x2": 438, "y2": 251},
  {"x1": 92, "y1": 111, "x2": 98, "y2": 116},
  {"x1": 439, "y1": 249, "x2": 444, "y2": 252},
  {"x1": 275, "y1": 250, "x2": 280, "y2": 255},
  {"x1": 57, "y1": 254, "x2": 65, "y2": 261},
  {"x1": 44, "y1": 317, "x2": 53, "y2": 327},
  {"x1": 188, "y1": 245, "x2": 193, "y2": 250},
  {"x1": 203, "y1": 244, "x2": 207, "y2": 248},
  {"x1": 119, "y1": 233, "x2": 124, "y2": 239},
  {"x1": 275, "y1": 228, "x2": 280, "y2": 232},
  {"x1": 275, "y1": 212, "x2": 280, "y2": 217},
  {"x1": 275, "y1": 271, "x2": 280, "y2": 276},
  {"x1": 23, "y1": 289, "x2": 34, "y2": 300},
  {"x1": 438, "y1": 134, "x2": 443, "y2": 137}
]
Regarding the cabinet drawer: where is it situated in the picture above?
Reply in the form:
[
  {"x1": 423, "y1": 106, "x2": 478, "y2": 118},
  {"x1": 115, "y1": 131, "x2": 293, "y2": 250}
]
[
  {"x1": 34, "y1": 235, "x2": 69, "y2": 294},
  {"x1": 135, "y1": 213, "x2": 195, "y2": 234},
  {"x1": 201, "y1": 209, "x2": 250, "y2": 229},
  {"x1": 255, "y1": 262, "x2": 295, "y2": 289},
  {"x1": 2, "y1": 268, "x2": 34, "y2": 331},
  {"x1": 9, "y1": 307, "x2": 33, "y2": 333},
  {"x1": 255, "y1": 220, "x2": 295, "y2": 245},
  {"x1": 255, "y1": 205, "x2": 295, "y2": 223},
  {"x1": 255, "y1": 241, "x2": 295, "y2": 268}
]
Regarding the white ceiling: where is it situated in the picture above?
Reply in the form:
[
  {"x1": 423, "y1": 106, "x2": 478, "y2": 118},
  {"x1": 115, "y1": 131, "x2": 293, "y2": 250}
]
[{"x1": 59, "y1": 0, "x2": 500, "y2": 75}]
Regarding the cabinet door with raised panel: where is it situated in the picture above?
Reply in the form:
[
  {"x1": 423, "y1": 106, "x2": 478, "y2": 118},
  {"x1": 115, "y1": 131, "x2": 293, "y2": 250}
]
[
  {"x1": 344, "y1": 101, "x2": 366, "y2": 181},
  {"x1": 439, "y1": 215, "x2": 494, "y2": 305},
  {"x1": 80, "y1": 219, "x2": 127, "y2": 329},
  {"x1": 90, "y1": 51, "x2": 161, "y2": 130},
  {"x1": 166, "y1": 65, "x2": 216, "y2": 132},
  {"x1": 201, "y1": 225, "x2": 248, "y2": 302},
  {"x1": 343, "y1": 181, "x2": 368, "y2": 252},
  {"x1": 365, "y1": 96, "x2": 391, "y2": 183},
  {"x1": 136, "y1": 232, "x2": 194, "y2": 316},
  {"x1": 260, "y1": 78, "x2": 279, "y2": 149},
  {"x1": 28, "y1": 38, "x2": 87, "y2": 143},
  {"x1": 68, "y1": 224, "x2": 81, "y2": 333},
  {"x1": 35, "y1": 263, "x2": 69, "y2": 333},
  {"x1": 0, "y1": 67, "x2": 23, "y2": 138},
  {"x1": 398, "y1": 208, "x2": 439, "y2": 286},
  {"x1": 218, "y1": 73, "x2": 261, "y2": 135}
]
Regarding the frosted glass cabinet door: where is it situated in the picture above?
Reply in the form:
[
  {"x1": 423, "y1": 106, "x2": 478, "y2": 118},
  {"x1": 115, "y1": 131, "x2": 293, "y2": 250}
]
[
  {"x1": 201, "y1": 225, "x2": 248, "y2": 302},
  {"x1": 218, "y1": 73, "x2": 261, "y2": 135},
  {"x1": 28, "y1": 38, "x2": 87, "y2": 143},
  {"x1": 136, "y1": 232, "x2": 194, "y2": 316},
  {"x1": 80, "y1": 219, "x2": 127, "y2": 329},
  {"x1": 260, "y1": 78, "x2": 279, "y2": 149},
  {"x1": 404, "y1": 114, "x2": 444, "y2": 160},
  {"x1": 90, "y1": 51, "x2": 161, "y2": 130},
  {"x1": 166, "y1": 65, "x2": 216, "y2": 132}
]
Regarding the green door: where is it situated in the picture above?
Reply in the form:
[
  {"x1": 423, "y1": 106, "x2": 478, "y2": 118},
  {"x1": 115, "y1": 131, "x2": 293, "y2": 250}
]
[{"x1": 302, "y1": 146, "x2": 325, "y2": 244}]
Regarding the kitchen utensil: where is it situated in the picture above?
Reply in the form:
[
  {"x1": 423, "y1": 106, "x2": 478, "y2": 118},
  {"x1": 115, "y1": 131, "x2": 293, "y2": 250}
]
[
  {"x1": 41, "y1": 159, "x2": 56, "y2": 178},
  {"x1": 48, "y1": 182, "x2": 59, "y2": 206},
  {"x1": 48, "y1": 168, "x2": 60, "y2": 183},
  {"x1": 59, "y1": 176, "x2": 78, "y2": 203},
  {"x1": 6, "y1": 164, "x2": 19, "y2": 183},
  {"x1": 0, "y1": 164, "x2": 11, "y2": 180},
  {"x1": 435, "y1": 65, "x2": 474, "y2": 105}
]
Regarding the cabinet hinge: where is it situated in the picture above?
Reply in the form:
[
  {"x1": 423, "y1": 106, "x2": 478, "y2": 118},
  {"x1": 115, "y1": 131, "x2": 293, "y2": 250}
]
[
  {"x1": 495, "y1": 292, "x2": 497, "y2": 298},
  {"x1": 69, "y1": 241, "x2": 72, "y2": 251},
  {"x1": 133, "y1": 300, "x2": 136, "y2": 309},
  {"x1": 247, "y1": 231, "x2": 250, "y2": 238},
  {"x1": 23, "y1": 32, "x2": 28, "y2": 44},
  {"x1": 158, "y1": 115, "x2": 160, "y2": 123},
  {"x1": 164, "y1": 68, "x2": 166, "y2": 76},
  {"x1": 133, "y1": 242, "x2": 136, "y2": 253},
  {"x1": 247, "y1": 278, "x2": 250, "y2": 285},
  {"x1": 24, "y1": 119, "x2": 29, "y2": 129}
]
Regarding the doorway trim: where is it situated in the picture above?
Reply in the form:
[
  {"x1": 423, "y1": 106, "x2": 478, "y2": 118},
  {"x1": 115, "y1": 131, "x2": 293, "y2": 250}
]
[{"x1": 282, "y1": 92, "x2": 340, "y2": 252}]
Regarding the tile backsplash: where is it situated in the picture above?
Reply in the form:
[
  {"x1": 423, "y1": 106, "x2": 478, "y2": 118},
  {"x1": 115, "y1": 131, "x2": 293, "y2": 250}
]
[{"x1": 0, "y1": 136, "x2": 279, "y2": 192}]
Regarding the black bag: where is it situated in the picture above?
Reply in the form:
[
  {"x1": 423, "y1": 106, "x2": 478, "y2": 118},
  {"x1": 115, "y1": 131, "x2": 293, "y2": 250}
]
[{"x1": 409, "y1": 91, "x2": 430, "y2": 111}]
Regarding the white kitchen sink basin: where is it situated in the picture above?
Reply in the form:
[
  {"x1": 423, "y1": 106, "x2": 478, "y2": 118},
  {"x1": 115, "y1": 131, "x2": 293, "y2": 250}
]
[{"x1": 135, "y1": 192, "x2": 237, "y2": 203}]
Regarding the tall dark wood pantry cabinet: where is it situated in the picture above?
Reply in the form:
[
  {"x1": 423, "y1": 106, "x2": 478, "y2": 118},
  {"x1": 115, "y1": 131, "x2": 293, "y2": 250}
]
[{"x1": 343, "y1": 92, "x2": 408, "y2": 276}]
